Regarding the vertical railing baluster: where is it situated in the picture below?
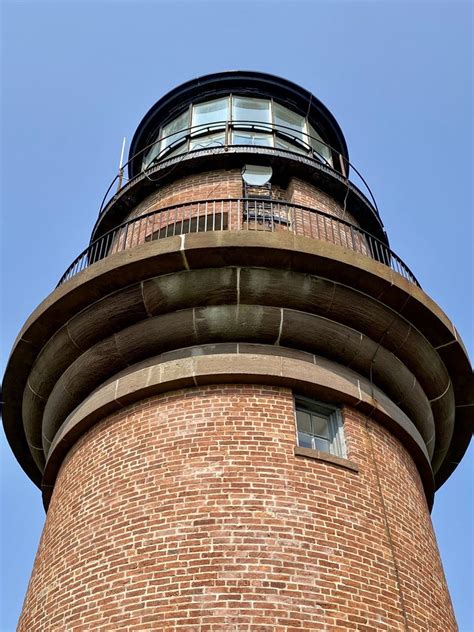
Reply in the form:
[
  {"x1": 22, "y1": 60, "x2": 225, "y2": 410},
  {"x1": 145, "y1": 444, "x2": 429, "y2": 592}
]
[
  {"x1": 337, "y1": 220, "x2": 343, "y2": 248},
  {"x1": 350, "y1": 226, "x2": 356, "y2": 251},
  {"x1": 150, "y1": 210, "x2": 155, "y2": 241},
  {"x1": 159, "y1": 206, "x2": 164, "y2": 239},
  {"x1": 57, "y1": 199, "x2": 420, "y2": 289},
  {"x1": 374, "y1": 239, "x2": 381, "y2": 262}
]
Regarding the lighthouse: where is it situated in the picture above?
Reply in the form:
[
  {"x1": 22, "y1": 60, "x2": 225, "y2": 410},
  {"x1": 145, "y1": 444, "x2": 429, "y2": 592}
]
[{"x1": 3, "y1": 71, "x2": 472, "y2": 630}]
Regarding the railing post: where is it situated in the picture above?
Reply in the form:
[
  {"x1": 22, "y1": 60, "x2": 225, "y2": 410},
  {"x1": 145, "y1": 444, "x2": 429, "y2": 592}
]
[{"x1": 57, "y1": 198, "x2": 420, "y2": 289}]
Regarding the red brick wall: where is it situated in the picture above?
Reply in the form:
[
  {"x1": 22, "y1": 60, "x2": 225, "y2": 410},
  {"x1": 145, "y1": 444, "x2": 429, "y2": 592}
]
[
  {"x1": 108, "y1": 171, "x2": 367, "y2": 255},
  {"x1": 125, "y1": 171, "x2": 359, "y2": 226},
  {"x1": 126, "y1": 170, "x2": 244, "y2": 220},
  {"x1": 19, "y1": 385, "x2": 455, "y2": 630}
]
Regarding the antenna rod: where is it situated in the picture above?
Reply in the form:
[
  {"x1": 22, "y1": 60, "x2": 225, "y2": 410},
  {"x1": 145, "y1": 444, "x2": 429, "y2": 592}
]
[{"x1": 117, "y1": 137, "x2": 126, "y2": 192}]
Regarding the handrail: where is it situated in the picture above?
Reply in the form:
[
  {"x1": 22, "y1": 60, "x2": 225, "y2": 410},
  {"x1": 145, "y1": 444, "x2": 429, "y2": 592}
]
[
  {"x1": 58, "y1": 198, "x2": 419, "y2": 287},
  {"x1": 97, "y1": 119, "x2": 379, "y2": 218}
]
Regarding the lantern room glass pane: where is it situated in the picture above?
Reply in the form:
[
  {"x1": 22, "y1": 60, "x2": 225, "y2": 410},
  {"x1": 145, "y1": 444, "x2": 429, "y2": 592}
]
[
  {"x1": 274, "y1": 136, "x2": 306, "y2": 155},
  {"x1": 192, "y1": 98, "x2": 229, "y2": 130},
  {"x1": 142, "y1": 143, "x2": 161, "y2": 170},
  {"x1": 232, "y1": 131, "x2": 273, "y2": 147},
  {"x1": 161, "y1": 110, "x2": 189, "y2": 150},
  {"x1": 232, "y1": 97, "x2": 271, "y2": 125},
  {"x1": 189, "y1": 132, "x2": 226, "y2": 151},
  {"x1": 308, "y1": 122, "x2": 333, "y2": 166},
  {"x1": 273, "y1": 102, "x2": 306, "y2": 142},
  {"x1": 142, "y1": 111, "x2": 190, "y2": 169},
  {"x1": 164, "y1": 143, "x2": 188, "y2": 159}
]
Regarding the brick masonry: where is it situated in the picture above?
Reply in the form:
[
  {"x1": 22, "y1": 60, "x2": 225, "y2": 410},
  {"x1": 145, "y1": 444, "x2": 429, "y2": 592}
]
[
  {"x1": 19, "y1": 385, "x2": 456, "y2": 631},
  {"x1": 109, "y1": 171, "x2": 367, "y2": 257}
]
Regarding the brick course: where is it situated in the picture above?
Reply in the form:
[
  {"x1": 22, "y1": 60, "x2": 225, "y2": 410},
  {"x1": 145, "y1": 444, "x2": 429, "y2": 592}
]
[
  {"x1": 108, "y1": 171, "x2": 367, "y2": 257},
  {"x1": 19, "y1": 385, "x2": 456, "y2": 631}
]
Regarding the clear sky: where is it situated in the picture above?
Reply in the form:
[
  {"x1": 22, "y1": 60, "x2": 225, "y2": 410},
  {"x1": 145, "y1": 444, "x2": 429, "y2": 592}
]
[{"x1": 1, "y1": 0, "x2": 472, "y2": 629}]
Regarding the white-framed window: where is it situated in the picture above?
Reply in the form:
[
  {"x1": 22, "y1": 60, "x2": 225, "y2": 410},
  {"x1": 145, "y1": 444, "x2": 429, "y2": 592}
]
[{"x1": 294, "y1": 396, "x2": 346, "y2": 457}]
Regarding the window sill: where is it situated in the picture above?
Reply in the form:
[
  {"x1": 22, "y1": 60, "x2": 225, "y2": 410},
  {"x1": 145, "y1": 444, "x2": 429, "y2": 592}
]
[{"x1": 294, "y1": 446, "x2": 359, "y2": 473}]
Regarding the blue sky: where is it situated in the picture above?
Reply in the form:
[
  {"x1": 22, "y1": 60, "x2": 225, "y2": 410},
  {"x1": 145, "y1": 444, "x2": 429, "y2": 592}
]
[{"x1": 1, "y1": 1, "x2": 472, "y2": 629}]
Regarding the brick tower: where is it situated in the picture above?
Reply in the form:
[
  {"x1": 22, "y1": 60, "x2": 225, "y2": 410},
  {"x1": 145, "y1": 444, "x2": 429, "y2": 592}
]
[{"x1": 3, "y1": 72, "x2": 472, "y2": 630}]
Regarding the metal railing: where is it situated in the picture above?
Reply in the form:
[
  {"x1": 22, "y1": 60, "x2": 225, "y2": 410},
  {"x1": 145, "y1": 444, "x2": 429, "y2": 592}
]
[
  {"x1": 98, "y1": 120, "x2": 379, "y2": 219},
  {"x1": 58, "y1": 198, "x2": 419, "y2": 286}
]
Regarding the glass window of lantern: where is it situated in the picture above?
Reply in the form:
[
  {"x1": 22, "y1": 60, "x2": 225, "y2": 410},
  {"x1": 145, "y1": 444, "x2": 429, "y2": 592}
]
[
  {"x1": 142, "y1": 142, "x2": 161, "y2": 170},
  {"x1": 160, "y1": 110, "x2": 190, "y2": 153},
  {"x1": 232, "y1": 130, "x2": 273, "y2": 147},
  {"x1": 274, "y1": 135, "x2": 307, "y2": 155},
  {"x1": 308, "y1": 122, "x2": 333, "y2": 166},
  {"x1": 273, "y1": 102, "x2": 306, "y2": 143},
  {"x1": 232, "y1": 97, "x2": 271, "y2": 127},
  {"x1": 192, "y1": 97, "x2": 229, "y2": 130},
  {"x1": 189, "y1": 131, "x2": 226, "y2": 151}
]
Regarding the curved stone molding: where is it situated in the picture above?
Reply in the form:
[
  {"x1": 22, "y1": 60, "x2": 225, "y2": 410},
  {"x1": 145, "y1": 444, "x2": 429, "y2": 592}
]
[
  {"x1": 38, "y1": 304, "x2": 436, "y2": 463},
  {"x1": 3, "y1": 232, "x2": 472, "y2": 490},
  {"x1": 43, "y1": 349, "x2": 434, "y2": 509}
]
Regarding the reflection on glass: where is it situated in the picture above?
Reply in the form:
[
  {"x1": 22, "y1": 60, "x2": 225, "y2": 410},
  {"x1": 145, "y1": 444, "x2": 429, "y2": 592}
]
[
  {"x1": 273, "y1": 102, "x2": 305, "y2": 141},
  {"x1": 192, "y1": 98, "x2": 229, "y2": 129},
  {"x1": 161, "y1": 110, "x2": 189, "y2": 150},
  {"x1": 296, "y1": 410, "x2": 311, "y2": 433},
  {"x1": 232, "y1": 97, "x2": 271, "y2": 126},
  {"x1": 274, "y1": 136, "x2": 306, "y2": 154},
  {"x1": 141, "y1": 96, "x2": 335, "y2": 171},
  {"x1": 233, "y1": 131, "x2": 273, "y2": 147},
  {"x1": 298, "y1": 432, "x2": 313, "y2": 449},
  {"x1": 308, "y1": 123, "x2": 332, "y2": 166},
  {"x1": 143, "y1": 143, "x2": 161, "y2": 170},
  {"x1": 312, "y1": 413, "x2": 330, "y2": 438},
  {"x1": 189, "y1": 132, "x2": 226, "y2": 151},
  {"x1": 314, "y1": 436, "x2": 330, "y2": 452},
  {"x1": 164, "y1": 143, "x2": 188, "y2": 160}
]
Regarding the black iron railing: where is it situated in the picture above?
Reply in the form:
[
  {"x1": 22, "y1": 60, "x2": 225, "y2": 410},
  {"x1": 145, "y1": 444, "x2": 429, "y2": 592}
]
[
  {"x1": 58, "y1": 198, "x2": 419, "y2": 287},
  {"x1": 99, "y1": 120, "x2": 379, "y2": 219}
]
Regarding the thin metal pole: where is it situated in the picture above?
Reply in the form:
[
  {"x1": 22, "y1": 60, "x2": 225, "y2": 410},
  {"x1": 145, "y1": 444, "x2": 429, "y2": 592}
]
[{"x1": 117, "y1": 137, "x2": 126, "y2": 192}]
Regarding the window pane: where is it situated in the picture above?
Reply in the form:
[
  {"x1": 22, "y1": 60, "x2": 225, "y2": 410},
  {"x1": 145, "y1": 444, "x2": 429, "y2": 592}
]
[
  {"x1": 232, "y1": 131, "x2": 272, "y2": 147},
  {"x1": 296, "y1": 410, "x2": 311, "y2": 433},
  {"x1": 308, "y1": 123, "x2": 333, "y2": 166},
  {"x1": 275, "y1": 136, "x2": 306, "y2": 154},
  {"x1": 192, "y1": 98, "x2": 228, "y2": 129},
  {"x1": 164, "y1": 143, "x2": 188, "y2": 159},
  {"x1": 189, "y1": 132, "x2": 226, "y2": 151},
  {"x1": 298, "y1": 432, "x2": 313, "y2": 449},
  {"x1": 273, "y1": 102, "x2": 305, "y2": 142},
  {"x1": 142, "y1": 142, "x2": 161, "y2": 170},
  {"x1": 311, "y1": 413, "x2": 331, "y2": 439},
  {"x1": 314, "y1": 436, "x2": 331, "y2": 452},
  {"x1": 161, "y1": 110, "x2": 189, "y2": 150},
  {"x1": 232, "y1": 97, "x2": 271, "y2": 125}
]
